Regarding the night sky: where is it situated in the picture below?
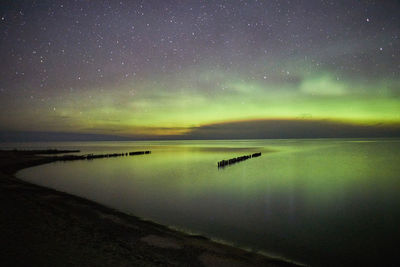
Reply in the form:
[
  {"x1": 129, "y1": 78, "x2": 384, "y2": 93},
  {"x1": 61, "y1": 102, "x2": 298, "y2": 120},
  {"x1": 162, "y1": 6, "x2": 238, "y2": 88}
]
[{"x1": 1, "y1": 0, "x2": 399, "y2": 140}]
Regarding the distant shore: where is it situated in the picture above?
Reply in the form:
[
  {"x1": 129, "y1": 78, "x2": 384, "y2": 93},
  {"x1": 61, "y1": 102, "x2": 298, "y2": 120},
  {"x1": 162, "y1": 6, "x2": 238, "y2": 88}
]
[{"x1": 0, "y1": 150, "x2": 300, "y2": 267}]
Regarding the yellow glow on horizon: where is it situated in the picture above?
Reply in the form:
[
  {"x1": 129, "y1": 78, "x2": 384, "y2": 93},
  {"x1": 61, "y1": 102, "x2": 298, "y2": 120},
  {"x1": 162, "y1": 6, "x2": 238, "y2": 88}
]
[{"x1": 2, "y1": 71, "x2": 400, "y2": 137}]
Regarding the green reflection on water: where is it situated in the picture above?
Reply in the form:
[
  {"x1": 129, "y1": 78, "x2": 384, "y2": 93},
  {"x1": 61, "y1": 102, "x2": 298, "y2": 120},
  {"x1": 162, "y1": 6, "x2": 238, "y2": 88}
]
[{"x1": 17, "y1": 139, "x2": 400, "y2": 266}]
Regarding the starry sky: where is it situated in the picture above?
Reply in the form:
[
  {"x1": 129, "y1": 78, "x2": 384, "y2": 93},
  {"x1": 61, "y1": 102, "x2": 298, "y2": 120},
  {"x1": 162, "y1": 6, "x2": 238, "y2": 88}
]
[{"x1": 0, "y1": 0, "x2": 399, "y2": 140}]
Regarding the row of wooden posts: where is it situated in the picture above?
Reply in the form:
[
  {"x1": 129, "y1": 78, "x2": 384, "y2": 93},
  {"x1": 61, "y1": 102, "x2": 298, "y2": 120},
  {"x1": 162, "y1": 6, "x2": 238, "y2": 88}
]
[
  {"x1": 217, "y1": 152, "x2": 262, "y2": 168},
  {"x1": 54, "y1": 149, "x2": 261, "y2": 167},
  {"x1": 59, "y1": 151, "x2": 151, "y2": 161}
]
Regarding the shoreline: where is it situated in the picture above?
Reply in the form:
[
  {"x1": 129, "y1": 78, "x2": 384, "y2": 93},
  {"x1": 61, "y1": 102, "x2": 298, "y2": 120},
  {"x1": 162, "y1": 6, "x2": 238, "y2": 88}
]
[{"x1": 0, "y1": 150, "x2": 301, "y2": 266}]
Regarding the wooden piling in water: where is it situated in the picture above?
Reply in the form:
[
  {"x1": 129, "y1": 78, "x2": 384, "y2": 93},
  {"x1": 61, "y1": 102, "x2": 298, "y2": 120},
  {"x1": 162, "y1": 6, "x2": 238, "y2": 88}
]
[
  {"x1": 218, "y1": 152, "x2": 261, "y2": 168},
  {"x1": 58, "y1": 150, "x2": 151, "y2": 162}
]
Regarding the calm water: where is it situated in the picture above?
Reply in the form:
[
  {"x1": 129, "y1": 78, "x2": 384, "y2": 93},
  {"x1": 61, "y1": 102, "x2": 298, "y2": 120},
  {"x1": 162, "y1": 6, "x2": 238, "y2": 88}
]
[{"x1": 11, "y1": 139, "x2": 400, "y2": 266}]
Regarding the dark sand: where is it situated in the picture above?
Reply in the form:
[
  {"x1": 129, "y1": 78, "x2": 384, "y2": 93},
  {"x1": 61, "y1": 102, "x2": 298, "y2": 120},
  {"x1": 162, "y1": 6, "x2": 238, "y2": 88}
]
[{"x1": 0, "y1": 150, "x2": 300, "y2": 267}]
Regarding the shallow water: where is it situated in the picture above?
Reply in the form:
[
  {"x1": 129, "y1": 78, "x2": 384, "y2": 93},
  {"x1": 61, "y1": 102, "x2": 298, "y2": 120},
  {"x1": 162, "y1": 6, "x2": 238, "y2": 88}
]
[{"x1": 12, "y1": 139, "x2": 400, "y2": 266}]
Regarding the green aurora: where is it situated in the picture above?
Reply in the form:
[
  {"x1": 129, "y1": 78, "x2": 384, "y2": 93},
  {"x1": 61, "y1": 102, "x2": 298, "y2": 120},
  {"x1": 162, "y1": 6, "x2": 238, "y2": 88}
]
[
  {"x1": 2, "y1": 69, "x2": 399, "y2": 138},
  {"x1": 1, "y1": 1, "x2": 399, "y2": 139}
]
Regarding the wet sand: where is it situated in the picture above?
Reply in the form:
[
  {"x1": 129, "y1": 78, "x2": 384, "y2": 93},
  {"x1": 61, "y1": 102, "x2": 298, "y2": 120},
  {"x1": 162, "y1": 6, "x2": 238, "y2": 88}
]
[{"x1": 0, "y1": 150, "x2": 299, "y2": 267}]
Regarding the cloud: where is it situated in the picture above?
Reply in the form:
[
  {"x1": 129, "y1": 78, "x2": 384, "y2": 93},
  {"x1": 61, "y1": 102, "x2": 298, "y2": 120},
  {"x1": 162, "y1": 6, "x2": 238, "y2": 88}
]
[
  {"x1": 2, "y1": 119, "x2": 400, "y2": 141},
  {"x1": 182, "y1": 119, "x2": 400, "y2": 139}
]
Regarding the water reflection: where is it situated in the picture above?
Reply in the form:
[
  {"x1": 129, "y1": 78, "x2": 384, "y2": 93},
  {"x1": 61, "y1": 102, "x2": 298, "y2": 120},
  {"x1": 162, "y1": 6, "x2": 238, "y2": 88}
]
[{"x1": 16, "y1": 139, "x2": 400, "y2": 266}]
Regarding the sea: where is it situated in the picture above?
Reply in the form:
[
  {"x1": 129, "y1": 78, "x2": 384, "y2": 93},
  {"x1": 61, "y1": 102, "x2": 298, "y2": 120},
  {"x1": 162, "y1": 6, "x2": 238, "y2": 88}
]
[{"x1": 3, "y1": 139, "x2": 399, "y2": 266}]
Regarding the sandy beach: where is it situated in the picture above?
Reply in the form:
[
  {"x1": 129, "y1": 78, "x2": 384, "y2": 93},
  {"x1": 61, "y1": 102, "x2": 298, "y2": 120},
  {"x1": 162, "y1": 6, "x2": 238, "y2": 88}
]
[{"x1": 0, "y1": 150, "x2": 298, "y2": 267}]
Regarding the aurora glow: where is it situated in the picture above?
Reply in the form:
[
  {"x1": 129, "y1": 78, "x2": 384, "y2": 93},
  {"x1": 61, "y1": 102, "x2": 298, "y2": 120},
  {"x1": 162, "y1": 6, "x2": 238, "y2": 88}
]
[{"x1": 0, "y1": 1, "x2": 399, "y2": 140}]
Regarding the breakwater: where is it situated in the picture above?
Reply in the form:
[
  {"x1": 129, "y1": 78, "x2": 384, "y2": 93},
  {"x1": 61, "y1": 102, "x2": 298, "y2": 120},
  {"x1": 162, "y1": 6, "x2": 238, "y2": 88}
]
[
  {"x1": 218, "y1": 152, "x2": 262, "y2": 168},
  {"x1": 58, "y1": 151, "x2": 151, "y2": 161}
]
